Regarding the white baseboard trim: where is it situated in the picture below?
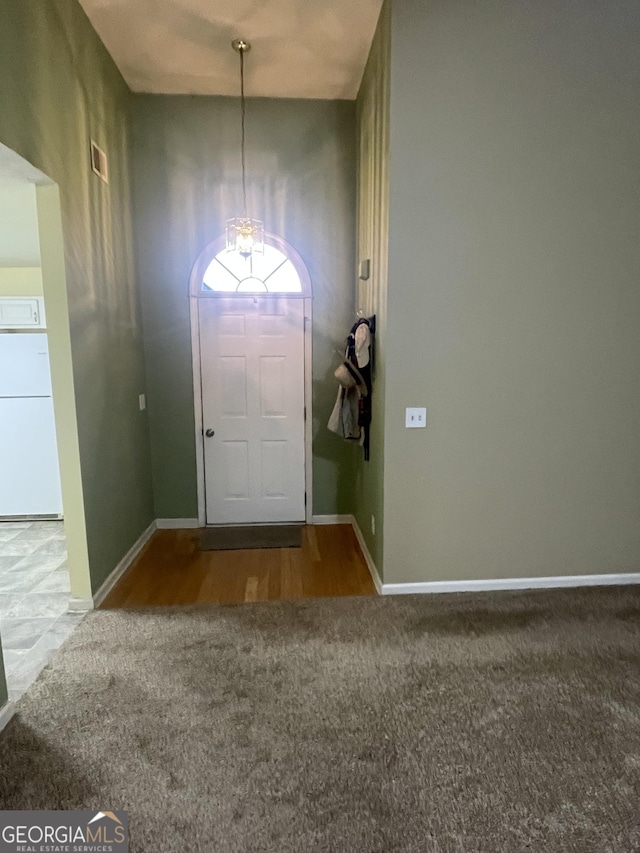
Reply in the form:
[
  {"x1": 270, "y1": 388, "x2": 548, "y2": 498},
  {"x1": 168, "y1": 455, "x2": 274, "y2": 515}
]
[
  {"x1": 349, "y1": 515, "x2": 382, "y2": 595},
  {"x1": 67, "y1": 596, "x2": 94, "y2": 613},
  {"x1": 337, "y1": 514, "x2": 640, "y2": 597},
  {"x1": 156, "y1": 518, "x2": 200, "y2": 529},
  {"x1": 0, "y1": 701, "x2": 16, "y2": 734},
  {"x1": 311, "y1": 514, "x2": 352, "y2": 525},
  {"x1": 381, "y1": 573, "x2": 640, "y2": 596},
  {"x1": 92, "y1": 520, "x2": 157, "y2": 608}
]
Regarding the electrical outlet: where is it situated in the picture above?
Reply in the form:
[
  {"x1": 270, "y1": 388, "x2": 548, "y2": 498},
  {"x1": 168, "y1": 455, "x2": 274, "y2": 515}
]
[
  {"x1": 405, "y1": 407, "x2": 427, "y2": 428},
  {"x1": 371, "y1": 514, "x2": 376, "y2": 535},
  {"x1": 139, "y1": 393, "x2": 146, "y2": 411}
]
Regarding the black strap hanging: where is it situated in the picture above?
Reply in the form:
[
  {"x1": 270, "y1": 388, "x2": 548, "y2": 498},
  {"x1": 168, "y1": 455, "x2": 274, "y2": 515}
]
[{"x1": 347, "y1": 316, "x2": 375, "y2": 461}]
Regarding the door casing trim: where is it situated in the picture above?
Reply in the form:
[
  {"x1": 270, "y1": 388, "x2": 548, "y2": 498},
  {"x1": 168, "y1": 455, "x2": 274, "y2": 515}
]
[{"x1": 189, "y1": 294, "x2": 313, "y2": 527}]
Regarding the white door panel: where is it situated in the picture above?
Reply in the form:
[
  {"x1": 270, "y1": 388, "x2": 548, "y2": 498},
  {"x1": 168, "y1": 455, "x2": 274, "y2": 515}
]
[{"x1": 199, "y1": 297, "x2": 305, "y2": 524}]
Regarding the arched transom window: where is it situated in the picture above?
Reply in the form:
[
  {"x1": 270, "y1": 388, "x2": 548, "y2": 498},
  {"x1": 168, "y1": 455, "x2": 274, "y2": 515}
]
[{"x1": 191, "y1": 233, "x2": 311, "y2": 298}]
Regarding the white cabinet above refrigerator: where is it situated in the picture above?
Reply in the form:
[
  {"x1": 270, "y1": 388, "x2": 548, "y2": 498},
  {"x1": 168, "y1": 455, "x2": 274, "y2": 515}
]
[{"x1": 0, "y1": 297, "x2": 46, "y2": 329}]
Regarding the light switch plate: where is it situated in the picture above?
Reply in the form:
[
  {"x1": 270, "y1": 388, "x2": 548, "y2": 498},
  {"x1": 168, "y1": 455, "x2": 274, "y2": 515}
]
[
  {"x1": 139, "y1": 393, "x2": 146, "y2": 411},
  {"x1": 406, "y1": 407, "x2": 427, "y2": 428}
]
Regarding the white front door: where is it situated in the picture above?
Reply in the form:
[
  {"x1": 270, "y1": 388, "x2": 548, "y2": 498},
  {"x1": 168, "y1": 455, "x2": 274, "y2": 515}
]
[{"x1": 199, "y1": 296, "x2": 306, "y2": 524}]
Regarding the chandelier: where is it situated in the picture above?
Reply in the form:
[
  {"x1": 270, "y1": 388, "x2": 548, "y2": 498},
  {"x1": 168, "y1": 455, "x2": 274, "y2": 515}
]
[{"x1": 226, "y1": 38, "x2": 264, "y2": 259}]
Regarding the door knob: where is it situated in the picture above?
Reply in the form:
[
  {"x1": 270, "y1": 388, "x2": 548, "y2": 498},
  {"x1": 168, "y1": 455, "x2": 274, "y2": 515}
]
[{"x1": 205, "y1": 429, "x2": 215, "y2": 437}]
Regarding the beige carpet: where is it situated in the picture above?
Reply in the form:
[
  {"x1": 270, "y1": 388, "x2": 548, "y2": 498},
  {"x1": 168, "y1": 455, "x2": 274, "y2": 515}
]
[{"x1": 1, "y1": 587, "x2": 640, "y2": 851}]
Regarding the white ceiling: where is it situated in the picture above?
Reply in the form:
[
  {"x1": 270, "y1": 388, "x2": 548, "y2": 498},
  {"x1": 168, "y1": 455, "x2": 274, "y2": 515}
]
[{"x1": 77, "y1": 0, "x2": 383, "y2": 100}]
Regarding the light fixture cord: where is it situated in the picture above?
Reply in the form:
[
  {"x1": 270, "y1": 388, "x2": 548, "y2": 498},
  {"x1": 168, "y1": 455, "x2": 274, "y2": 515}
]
[{"x1": 240, "y1": 47, "x2": 248, "y2": 217}]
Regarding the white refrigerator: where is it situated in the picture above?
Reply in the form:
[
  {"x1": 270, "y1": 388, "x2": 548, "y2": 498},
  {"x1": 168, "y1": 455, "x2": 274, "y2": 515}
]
[{"x1": 0, "y1": 333, "x2": 63, "y2": 517}]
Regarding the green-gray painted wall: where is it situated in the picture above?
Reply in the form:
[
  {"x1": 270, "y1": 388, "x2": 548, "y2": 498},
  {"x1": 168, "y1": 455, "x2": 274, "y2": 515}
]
[
  {"x1": 383, "y1": 0, "x2": 640, "y2": 583},
  {"x1": 132, "y1": 96, "x2": 357, "y2": 519},
  {"x1": 0, "y1": 0, "x2": 155, "y2": 599},
  {"x1": 355, "y1": 2, "x2": 391, "y2": 578}
]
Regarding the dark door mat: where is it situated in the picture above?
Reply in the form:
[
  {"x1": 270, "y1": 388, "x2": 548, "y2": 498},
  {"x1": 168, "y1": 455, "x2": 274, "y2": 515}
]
[{"x1": 199, "y1": 524, "x2": 303, "y2": 551}]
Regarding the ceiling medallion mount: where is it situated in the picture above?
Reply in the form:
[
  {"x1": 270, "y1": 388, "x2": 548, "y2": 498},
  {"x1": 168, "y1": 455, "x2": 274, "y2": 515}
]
[
  {"x1": 226, "y1": 37, "x2": 263, "y2": 259},
  {"x1": 231, "y1": 39, "x2": 251, "y2": 54}
]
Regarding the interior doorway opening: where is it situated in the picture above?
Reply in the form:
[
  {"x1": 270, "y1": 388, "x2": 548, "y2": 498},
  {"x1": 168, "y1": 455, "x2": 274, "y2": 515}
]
[{"x1": 0, "y1": 143, "x2": 91, "y2": 702}]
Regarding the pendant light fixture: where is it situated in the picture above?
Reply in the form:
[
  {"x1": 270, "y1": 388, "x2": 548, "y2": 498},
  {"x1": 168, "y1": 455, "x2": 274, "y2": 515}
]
[{"x1": 226, "y1": 38, "x2": 264, "y2": 259}]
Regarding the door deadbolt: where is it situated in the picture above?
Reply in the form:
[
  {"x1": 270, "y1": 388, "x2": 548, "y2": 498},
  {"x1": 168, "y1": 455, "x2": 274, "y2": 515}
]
[{"x1": 205, "y1": 429, "x2": 215, "y2": 437}]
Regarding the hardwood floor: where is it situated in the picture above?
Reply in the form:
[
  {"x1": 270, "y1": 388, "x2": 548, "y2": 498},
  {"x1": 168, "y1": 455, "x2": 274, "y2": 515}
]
[{"x1": 99, "y1": 524, "x2": 376, "y2": 608}]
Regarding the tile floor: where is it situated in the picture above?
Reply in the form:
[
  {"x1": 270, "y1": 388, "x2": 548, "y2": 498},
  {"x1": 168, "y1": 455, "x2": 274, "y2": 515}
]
[{"x1": 0, "y1": 520, "x2": 83, "y2": 702}]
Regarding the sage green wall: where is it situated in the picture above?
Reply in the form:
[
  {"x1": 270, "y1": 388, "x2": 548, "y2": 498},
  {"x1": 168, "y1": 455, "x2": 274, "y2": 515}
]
[
  {"x1": 355, "y1": 1, "x2": 391, "y2": 577},
  {"x1": 0, "y1": 0, "x2": 154, "y2": 592},
  {"x1": 132, "y1": 96, "x2": 357, "y2": 519},
  {"x1": 384, "y1": 0, "x2": 640, "y2": 583}
]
